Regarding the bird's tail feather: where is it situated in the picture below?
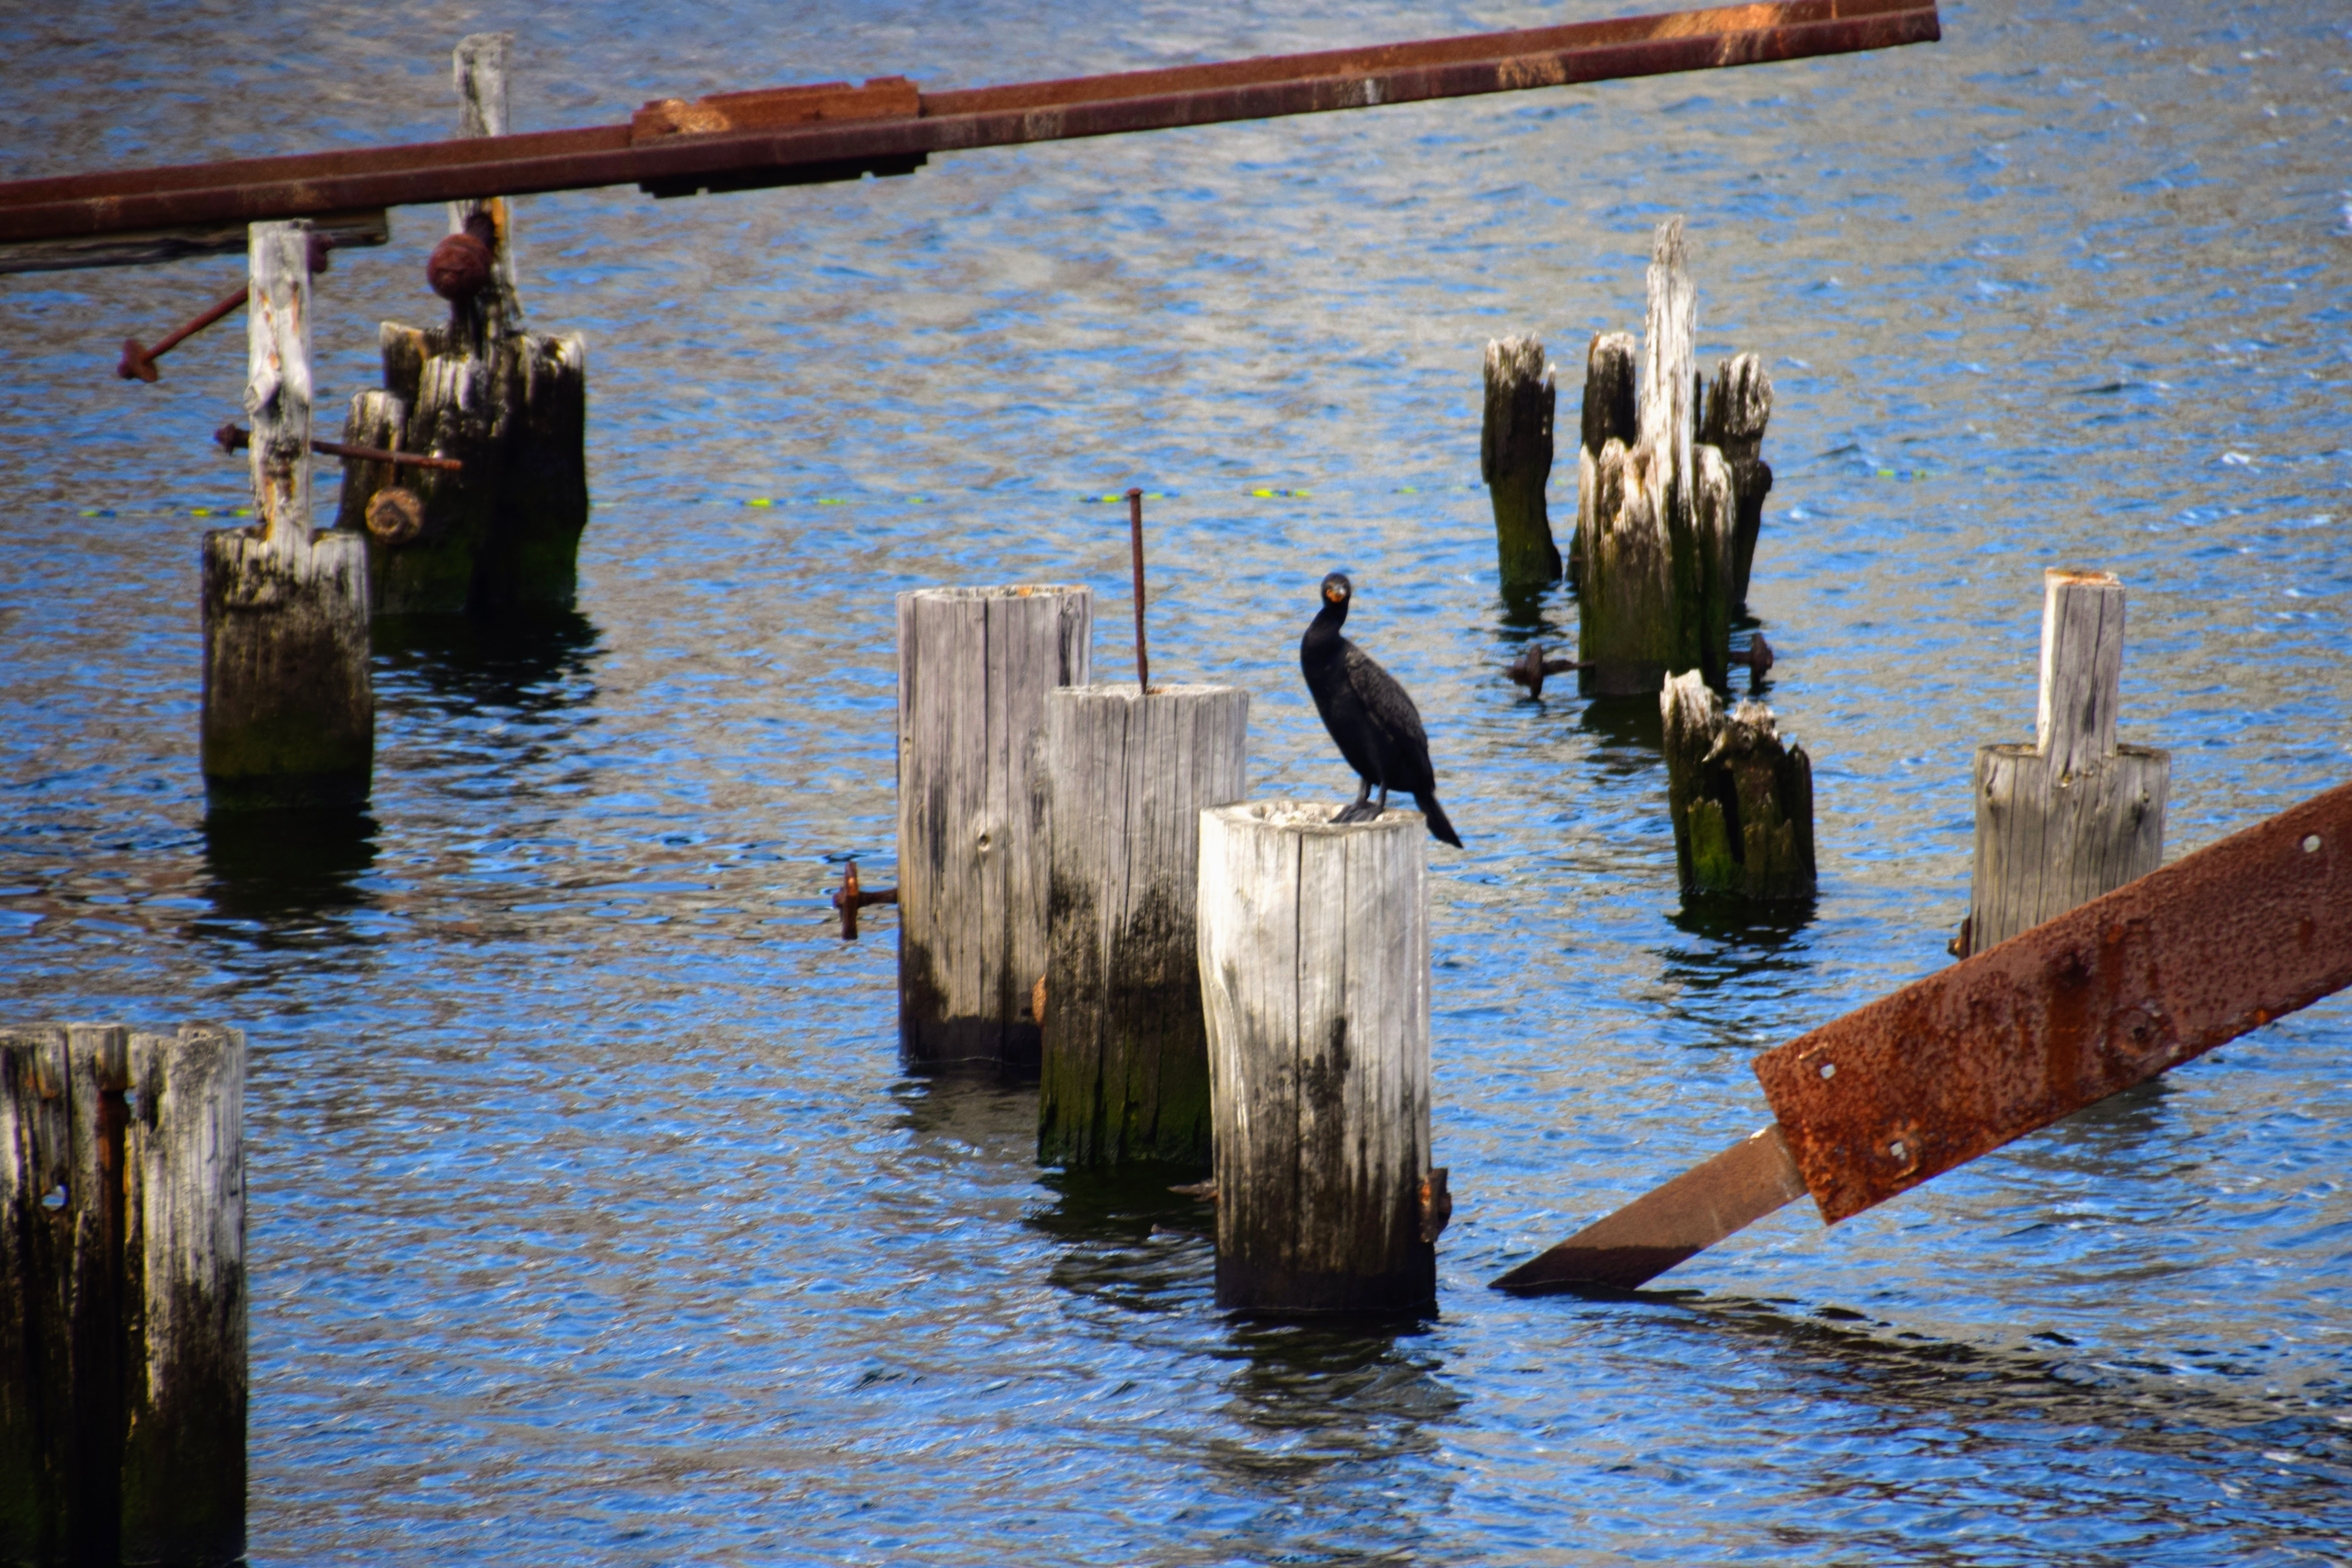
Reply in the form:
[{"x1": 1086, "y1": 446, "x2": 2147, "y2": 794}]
[{"x1": 1416, "y1": 793, "x2": 1463, "y2": 849}]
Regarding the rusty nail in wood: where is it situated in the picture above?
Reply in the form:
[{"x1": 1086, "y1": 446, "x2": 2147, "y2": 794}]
[{"x1": 831, "y1": 858, "x2": 897, "y2": 940}]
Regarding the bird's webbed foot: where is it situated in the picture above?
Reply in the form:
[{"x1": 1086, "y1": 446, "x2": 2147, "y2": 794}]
[{"x1": 1332, "y1": 800, "x2": 1382, "y2": 824}]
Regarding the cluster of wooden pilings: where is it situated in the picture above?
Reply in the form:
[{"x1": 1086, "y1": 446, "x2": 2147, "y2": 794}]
[
  {"x1": 1, "y1": 1025, "x2": 246, "y2": 1568},
  {"x1": 199, "y1": 34, "x2": 588, "y2": 813},
  {"x1": 889, "y1": 585, "x2": 1442, "y2": 1316}
]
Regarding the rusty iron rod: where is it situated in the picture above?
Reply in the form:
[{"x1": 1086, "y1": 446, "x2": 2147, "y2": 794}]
[
  {"x1": 1495, "y1": 776, "x2": 2352, "y2": 1293},
  {"x1": 0, "y1": 2, "x2": 1939, "y2": 247},
  {"x1": 1127, "y1": 487, "x2": 1150, "y2": 694},
  {"x1": 118, "y1": 283, "x2": 247, "y2": 381},
  {"x1": 213, "y1": 422, "x2": 464, "y2": 472}
]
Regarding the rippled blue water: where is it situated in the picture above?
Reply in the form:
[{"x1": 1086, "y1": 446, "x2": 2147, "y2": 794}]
[{"x1": 4, "y1": 1, "x2": 2349, "y2": 1562}]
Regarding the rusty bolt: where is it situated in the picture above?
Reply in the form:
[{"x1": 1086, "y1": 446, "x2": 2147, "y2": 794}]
[
  {"x1": 366, "y1": 487, "x2": 426, "y2": 547},
  {"x1": 1503, "y1": 642, "x2": 1583, "y2": 700}
]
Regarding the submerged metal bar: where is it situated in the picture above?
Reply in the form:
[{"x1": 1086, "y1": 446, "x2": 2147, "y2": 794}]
[
  {"x1": 1495, "y1": 777, "x2": 2352, "y2": 1293},
  {"x1": 0, "y1": 1, "x2": 1939, "y2": 252}
]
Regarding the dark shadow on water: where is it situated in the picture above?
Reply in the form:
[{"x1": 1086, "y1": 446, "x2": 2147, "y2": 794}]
[
  {"x1": 199, "y1": 803, "x2": 378, "y2": 940},
  {"x1": 2006, "y1": 1073, "x2": 2177, "y2": 1183},
  {"x1": 1660, "y1": 896, "x2": 1819, "y2": 991},
  {"x1": 1028, "y1": 1161, "x2": 1215, "y2": 1314},
  {"x1": 372, "y1": 606, "x2": 602, "y2": 715}
]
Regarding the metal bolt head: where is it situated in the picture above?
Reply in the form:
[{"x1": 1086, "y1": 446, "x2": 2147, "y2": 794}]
[{"x1": 427, "y1": 232, "x2": 493, "y2": 302}]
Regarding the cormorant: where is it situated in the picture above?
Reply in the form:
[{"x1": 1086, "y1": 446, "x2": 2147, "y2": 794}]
[{"x1": 1299, "y1": 573, "x2": 1463, "y2": 848}]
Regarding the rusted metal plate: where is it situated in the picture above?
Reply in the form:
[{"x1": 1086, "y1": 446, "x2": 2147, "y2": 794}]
[
  {"x1": 631, "y1": 76, "x2": 922, "y2": 144},
  {"x1": 0, "y1": 1, "x2": 1938, "y2": 248},
  {"x1": 1758, "y1": 779, "x2": 2352, "y2": 1222},
  {"x1": 1492, "y1": 1123, "x2": 1807, "y2": 1292}
]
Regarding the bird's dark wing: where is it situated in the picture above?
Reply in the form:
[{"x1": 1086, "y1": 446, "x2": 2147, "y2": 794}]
[{"x1": 1341, "y1": 641, "x2": 1437, "y2": 796}]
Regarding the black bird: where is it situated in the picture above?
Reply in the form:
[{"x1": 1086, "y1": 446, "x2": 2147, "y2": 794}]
[{"x1": 1299, "y1": 572, "x2": 1463, "y2": 848}]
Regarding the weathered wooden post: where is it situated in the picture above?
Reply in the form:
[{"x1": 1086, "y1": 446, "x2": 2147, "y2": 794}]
[
  {"x1": 1698, "y1": 353, "x2": 1773, "y2": 611},
  {"x1": 1196, "y1": 802, "x2": 1440, "y2": 1314},
  {"x1": 335, "y1": 32, "x2": 591, "y2": 616},
  {"x1": 898, "y1": 586, "x2": 1093, "y2": 1070},
  {"x1": 201, "y1": 220, "x2": 374, "y2": 810},
  {"x1": 1481, "y1": 335, "x2": 1560, "y2": 591},
  {"x1": 1660, "y1": 671, "x2": 1816, "y2": 901},
  {"x1": 0, "y1": 1023, "x2": 243, "y2": 1568},
  {"x1": 1570, "y1": 330, "x2": 1636, "y2": 589},
  {"x1": 1577, "y1": 218, "x2": 1742, "y2": 694},
  {"x1": 1960, "y1": 569, "x2": 2170, "y2": 956},
  {"x1": 1038, "y1": 683, "x2": 1249, "y2": 1167}
]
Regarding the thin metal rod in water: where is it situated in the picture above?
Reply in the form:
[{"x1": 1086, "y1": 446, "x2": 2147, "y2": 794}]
[{"x1": 1127, "y1": 486, "x2": 1150, "y2": 694}]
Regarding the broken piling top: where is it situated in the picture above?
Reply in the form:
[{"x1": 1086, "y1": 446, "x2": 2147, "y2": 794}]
[
  {"x1": 2035, "y1": 566, "x2": 2126, "y2": 779},
  {"x1": 1196, "y1": 799, "x2": 1434, "y2": 1314}
]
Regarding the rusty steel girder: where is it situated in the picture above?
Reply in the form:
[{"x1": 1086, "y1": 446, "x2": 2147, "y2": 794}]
[
  {"x1": 0, "y1": 1, "x2": 1939, "y2": 252},
  {"x1": 1496, "y1": 777, "x2": 2352, "y2": 1293}
]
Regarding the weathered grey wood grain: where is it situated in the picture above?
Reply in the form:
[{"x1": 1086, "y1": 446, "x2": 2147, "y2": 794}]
[
  {"x1": 203, "y1": 222, "x2": 373, "y2": 809},
  {"x1": 0, "y1": 1026, "x2": 71, "y2": 1563},
  {"x1": 1039, "y1": 683, "x2": 1248, "y2": 1167},
  {"x1": 898, "y1": 586, "x2": 1093, "y2": 1069},
  {"x1": 450, "y1": 33, "x2": 526, "y2": 344},
  {"x1": 1661, "y1": 672, "x2": 1815, "y2": 901},
  {"x1": 63, "y1": 1027, "x2": 128, "y2": 1568},
  {"x1": 120, "y1": 1026, "x2": 246, "y2": 1568},
  {"x1": 1571, "y1": 330, "x2": 1638, "y2": 590},
  {"x1": 1197, "y1": 801, "x2": 1434, "y2": 1314},
  {"x1": 1968, "y1": 571, "x2": 2167, "y2": 953},
  {"x1": 1480, "y1": 335, "x2": 1559, "y2": 590},
  {"x1": 1699, "y1": 353, "x2": 1773, "y2": 611}
]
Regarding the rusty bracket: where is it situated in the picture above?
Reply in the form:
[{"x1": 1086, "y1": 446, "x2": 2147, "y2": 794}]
[
  {"x1": 213, "y1": 422, "x2": 463, "y2": 472},
  {"x1": 831, "y1": 859, "x2": 898, "y2": 940},
  {"x1": 1495, "y1": 777, "x2": 2352, "y2": 1292}
]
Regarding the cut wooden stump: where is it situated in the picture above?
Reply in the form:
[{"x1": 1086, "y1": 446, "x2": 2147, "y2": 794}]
[
  {"x1": 202, "y1": 220, "x2": 372, "y2": 811},
  {"x1": 0, "y1": 1023, "x2": 245, "y2": 1568},
  {"x1": 897, "y1": 586, "x2": 1093, "y2": 1070},
  {"x1": 1962, "y1": 569, "x2": 2169, "y2": 955},
  {"x1": 332, "y1": 35, "x2": 589, "y2": 616},
  {"x1": 1481, "y1": 335, "x2": 1560, "y2": 591},
  {"x1": 1039, "y1": 683, "x2": 1249, "y2": 1168},
  {"x1": 1197, "y1": 801, "x2": 1438, "y2": 1314},
  {"x1": 1661, "y1": 670, "x2": 1816, "y2": 901}
]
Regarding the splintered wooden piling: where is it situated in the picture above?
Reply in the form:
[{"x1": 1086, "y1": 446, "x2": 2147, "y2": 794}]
[
  {"x1": 1661, "y1": 672, "x2": 1816, "y2": 901},
  {"x1": 1699, "y1": 354, "x2": 1774, "y2": 611},
  {"x1": 1197, "y1": 802, "x2": 1437, "y2": 1315},
  {"x1": 334, "y1": 33, "x2": 589, "y2": 616},
  {"x1": 1571, "y1": 330, "x2": 1637, "y2": 588},
  {"x1": 201, "y1": 220, "x2": 373, "y2": 811},
  {"x1": 897, "y1": 586, "x2": 1093, "y2": 1070},
  {"x1": 1964, "y1": 570, "x2": 2169, "y2": 954},
  {"x1": 1481, "y1": 335, "x2": 1560, "y2": 590},
  {"x1": 1039, "y1": 684, "x2": 1248, "y2": 1167},
  {"x1": 0, "y1": 1024, "x2": 244, "y2": 1568}
]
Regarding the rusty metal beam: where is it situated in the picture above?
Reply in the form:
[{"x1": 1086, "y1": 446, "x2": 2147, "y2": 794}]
[
  {"x1": 0, "y1": 0, "x2": 1938, "y2": 255},
  {"x1": 1495, "y1": 777, "x2": 2352, "y2": 1294}
]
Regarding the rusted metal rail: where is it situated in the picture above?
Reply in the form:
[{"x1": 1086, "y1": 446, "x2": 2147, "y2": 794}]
[
  {"x1": 0, "y1": 0, "x2": 1937, "y2": 265},
  {"x1": 1495, "y1": 777, "x2": 2352, "y2": 1293}
]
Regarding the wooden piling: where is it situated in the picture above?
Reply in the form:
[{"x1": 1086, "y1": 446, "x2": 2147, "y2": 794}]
[
  {"x1": 0, "y1": 1023, "x2": 242, "y2": 1568},
  {"x1": 1039, "y1": 683, "x2": 1248, "y2": 1168},
  {"x1": 201, "y1": 220, "x2": 374, "y2": 811},
  {"x1": 1660, "y1": 671, "x2": 1815, "y2": 901},
  {"x1": 334, "y1": 33, "x2": 589, "y2": 616},
  {"x1": 1578, "y1": 220, "x2": 1749, "y2": 693},
  {"x1": 897, "y1": 586, "x2": 1093, "y2": 1070},
  {"x1": 1481, "y1": 336, "x2": 1560, "y2": 590},
  {"x1": 120, "y1": 1027, "x2": 246, "y2": 1568},
  {"x1": 1963, "y1": 570, "x2": 2169, "y2": 954},
  {"x1": 1196, "y1": 801, "x2": 1437, "y2": 1315},
  {"x1": 1699, "y1": 353, "x2": 1774, "y2": 611},
  {"x1": 1571, "y1": 330, "x2": 1637, "y2": 588}
]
